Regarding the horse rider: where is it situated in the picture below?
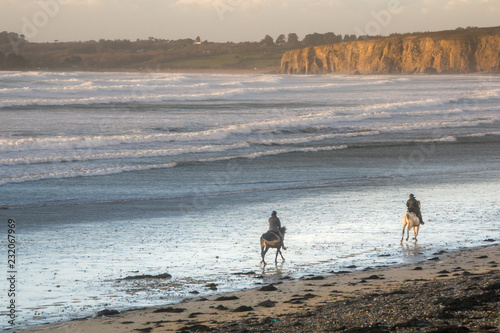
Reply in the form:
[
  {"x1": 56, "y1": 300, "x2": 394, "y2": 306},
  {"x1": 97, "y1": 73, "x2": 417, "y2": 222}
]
[
  {"x1": 406, "y1": 194, "x2": 424, "y2": 225},
  {"x1": 269, "y1": 211, "x2": 286, "y2": 250}
]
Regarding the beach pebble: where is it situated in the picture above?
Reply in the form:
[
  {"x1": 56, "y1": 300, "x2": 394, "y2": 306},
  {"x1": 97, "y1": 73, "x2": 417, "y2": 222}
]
[
  {"x1": 233, "y1": 305, "x2": 254, "y2": 312},
  {"x1": 205, "y1": 283, "x2": 218, "y2": 290},
  {"x1": 302, "y1": 275, "x2": 325, "y2": 281},
  {"x1": 257, "y1": 300, "x2": 277, "y2": 308},
  {"x1": 96, "y1": 309, "x2": 119, "y2": 317},
  {"x1": 152, "y1": 307, "x2": 186, "y2": 313},
  {"x1": 259, "y1": 284, "x2": 278, "y2": 291},
  {"x1": 215, "y1": 295, "x2": 239, "y2": 301}
]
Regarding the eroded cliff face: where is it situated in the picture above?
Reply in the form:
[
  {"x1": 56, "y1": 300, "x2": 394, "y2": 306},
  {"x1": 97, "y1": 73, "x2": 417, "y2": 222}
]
[{"x1": 281, "y1": 29, "x2": 500, "y2": 74}]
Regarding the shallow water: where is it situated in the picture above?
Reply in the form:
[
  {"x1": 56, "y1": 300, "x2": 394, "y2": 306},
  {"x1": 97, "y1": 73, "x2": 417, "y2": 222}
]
[{"x1": 0, "y1": 72, "x2": 499, "y2": 329}]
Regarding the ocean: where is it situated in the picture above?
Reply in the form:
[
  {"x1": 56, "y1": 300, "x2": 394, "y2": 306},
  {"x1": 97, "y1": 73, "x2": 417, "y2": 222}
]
[{"x1": 0, "y1": 71, "x2": 499, "y2": 329}]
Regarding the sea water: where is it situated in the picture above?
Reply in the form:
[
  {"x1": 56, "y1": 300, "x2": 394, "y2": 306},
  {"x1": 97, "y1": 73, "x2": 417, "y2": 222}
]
[{"x1": 0, "y1": 72, "x2": 499, "y2": 329}]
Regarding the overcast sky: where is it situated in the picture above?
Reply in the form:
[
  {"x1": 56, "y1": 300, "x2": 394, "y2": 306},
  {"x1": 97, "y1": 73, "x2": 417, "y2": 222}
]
[{"x1": 2, "y1": 0, "x2": 499, "y2": 43}]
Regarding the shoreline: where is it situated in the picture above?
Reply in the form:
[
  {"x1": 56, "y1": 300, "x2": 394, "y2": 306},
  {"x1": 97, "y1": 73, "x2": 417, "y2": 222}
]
[
  {"x1": 2, "y1": 68, "x2": 499, "y2": 75},
  {"x1": 17, "y1": 243, "x2": 499, "y2": 333}
]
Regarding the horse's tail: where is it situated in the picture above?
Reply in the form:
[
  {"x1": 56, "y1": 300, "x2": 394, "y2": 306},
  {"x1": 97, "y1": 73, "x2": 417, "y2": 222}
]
[{"x1": 260, "y1": 235, "x2": 266, "y2": 249}]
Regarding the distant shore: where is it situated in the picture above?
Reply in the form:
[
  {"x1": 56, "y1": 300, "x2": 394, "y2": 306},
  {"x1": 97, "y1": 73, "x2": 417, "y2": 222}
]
[
  {"x1": 19, "y1": 243, "x2": 499, "y2": 333},
  {"x1": 0, "y1": 66, "x2": 280, "y2": 74},
  {"x1": 3, "y1": 67, "x2": 499, "y2": 75},
  {"x1": 5, "y1": 68, "x2": 500, "y2": 77}
]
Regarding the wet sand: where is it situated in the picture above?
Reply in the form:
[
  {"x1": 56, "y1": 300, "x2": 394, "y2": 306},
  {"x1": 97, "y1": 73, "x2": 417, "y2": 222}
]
[{"x1": 19, "y1": 243, "x2": 499, "y2": 333}]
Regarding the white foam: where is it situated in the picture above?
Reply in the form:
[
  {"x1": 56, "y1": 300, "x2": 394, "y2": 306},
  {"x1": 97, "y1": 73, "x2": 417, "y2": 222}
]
[
  {"x1": 2, "y1": 110, "x2": 381, "y2": 153},
  {"x1": 198, "y1": 145, "x2": 348, "y2": 163},
  {"x1": 0, "y1": 143, "x2": 249, "y2": 166},
  {"x1": 464, "y1": 131, "x2": 500, "y2": 137},
  {"x1": 253, "y1": 131, "x2": 379, "y2": 145},
  {"x1": 0, "y1": 72, "x2": 423, "y2": 109},
  {"x1": 0, "y1": 162, "x2": 177, "y2": 185},
  {"x1": 417, "y1": 136, "x2": 458, "y2": 143}
]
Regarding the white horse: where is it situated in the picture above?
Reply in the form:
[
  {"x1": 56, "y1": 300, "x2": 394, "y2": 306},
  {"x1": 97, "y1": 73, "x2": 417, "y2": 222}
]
[{"x1": 401, "y1": 211, "x2": 420, "y2": 243}]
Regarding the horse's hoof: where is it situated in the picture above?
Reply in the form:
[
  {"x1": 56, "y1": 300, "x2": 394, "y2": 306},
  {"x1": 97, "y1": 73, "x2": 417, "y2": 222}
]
[{"x1": 282, "y1": 247, "x2": 287, "y2": 250}]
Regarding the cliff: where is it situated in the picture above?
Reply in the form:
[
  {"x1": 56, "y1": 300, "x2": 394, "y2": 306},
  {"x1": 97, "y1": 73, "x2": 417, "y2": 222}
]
[{"x1": 281, "y1": 27, "x2": 500, "y2": 74}]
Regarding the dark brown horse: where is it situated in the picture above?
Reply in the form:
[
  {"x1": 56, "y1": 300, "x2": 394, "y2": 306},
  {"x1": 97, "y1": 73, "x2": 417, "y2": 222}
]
[{"x1": 260, "y1": 226, "x2": 286, "y2": 265}]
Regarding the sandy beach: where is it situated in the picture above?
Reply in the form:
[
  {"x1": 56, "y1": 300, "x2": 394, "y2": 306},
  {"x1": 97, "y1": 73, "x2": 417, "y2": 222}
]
[{"x1": 18, "y1": 243, "x2": 499, "y2": 333}]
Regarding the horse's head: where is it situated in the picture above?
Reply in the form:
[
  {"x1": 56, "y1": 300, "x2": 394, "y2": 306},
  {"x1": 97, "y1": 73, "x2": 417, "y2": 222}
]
[{"x1": 279, "y1": 226, "x2": 286, "y2": 235}]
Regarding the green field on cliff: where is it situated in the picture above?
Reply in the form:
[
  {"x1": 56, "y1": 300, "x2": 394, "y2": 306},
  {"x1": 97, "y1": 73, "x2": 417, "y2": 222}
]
[
  {"x1": 0, "y1": 32, "x2": 287, "y2": 71},
  {"x1": 163, "y1": 52, "x2": 282, "y2": 71}
]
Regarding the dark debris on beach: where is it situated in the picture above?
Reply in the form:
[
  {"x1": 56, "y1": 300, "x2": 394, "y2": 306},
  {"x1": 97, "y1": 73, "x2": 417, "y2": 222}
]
[{"x1": 215, "y1": 270, "x2": 499, "y2": 333}]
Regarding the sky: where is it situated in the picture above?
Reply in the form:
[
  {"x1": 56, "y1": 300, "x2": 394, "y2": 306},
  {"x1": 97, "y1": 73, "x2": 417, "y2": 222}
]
[{"x1": 2, "y1": 0, "x2": 499, "y2": 43}]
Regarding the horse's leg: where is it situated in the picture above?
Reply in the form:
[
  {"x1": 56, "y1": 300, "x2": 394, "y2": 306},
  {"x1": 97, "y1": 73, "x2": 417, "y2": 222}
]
[
  {"x1": 406, "y1": 224, "x2": 410, "y2": 241},
  {"x1": 414, "y1": 225, "x2": 419, "y2": 242},
  {"x1": 260, "y1": 240, "x2": 265, "y2": 263},
  {"x1": 274, "y1": 246, "x2": 286, "y2": 263},
  {"x1": 278, "y1": 248, "x2": 285, "y2": 261},
  {"x1": 276, "y1": 247, "x2": 285, "y2": 261},
  {"x1": 401, "y1": 215, "x2": 408, "y2": 243},
  {"x1": 401, "y1": 223, "x2": 406, "y2": 243},
  {"x1": 261, "y1": 245, "x2": 269, "y2": 265}
]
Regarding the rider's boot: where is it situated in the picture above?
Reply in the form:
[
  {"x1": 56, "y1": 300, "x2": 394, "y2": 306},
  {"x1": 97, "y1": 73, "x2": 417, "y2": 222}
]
[{"x1": 278, "y1": 233, "x2": 287, "y2": 250}]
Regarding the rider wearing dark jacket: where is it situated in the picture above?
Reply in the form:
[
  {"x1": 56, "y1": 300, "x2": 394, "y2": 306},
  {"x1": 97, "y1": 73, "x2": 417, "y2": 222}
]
[
  {"x1": 269, "y1": 211, "x2": 286, "y2": 250},
  {"x1": 406, "y1": 194, "x2": 424, "y2": 225}
]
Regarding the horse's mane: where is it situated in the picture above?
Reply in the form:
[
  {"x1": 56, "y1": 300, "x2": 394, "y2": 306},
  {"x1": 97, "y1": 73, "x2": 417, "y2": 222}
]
[{"x1": 280, "y1": 226, "x2": 286, "y2": 234}]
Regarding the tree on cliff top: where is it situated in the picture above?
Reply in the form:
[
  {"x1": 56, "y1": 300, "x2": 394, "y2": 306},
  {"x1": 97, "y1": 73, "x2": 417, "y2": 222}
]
[
  {"x1": 276, "y1": 34, "x2": 286, "y2": 46},
  {"x1": 287, "y1": 33, "x2": 299, "y2": 46},
  {"x1": 261, "y1": 35, "x2": 274, "y2": 47},
  {"x1": 302, "y1": 33, "x2": 323, "y2": 46}
]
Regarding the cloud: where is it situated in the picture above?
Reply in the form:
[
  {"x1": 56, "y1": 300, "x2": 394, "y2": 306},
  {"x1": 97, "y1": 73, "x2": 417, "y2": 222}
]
[
  {"x1": 444, "y1": 0, "x2": 500, "y2": 10},
  {"x1": 172, "y1": 0, "x2": 213, "y2": 6},
  {"x1": 172, "y1": 0, "x2": 263, "y2": 10}
]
